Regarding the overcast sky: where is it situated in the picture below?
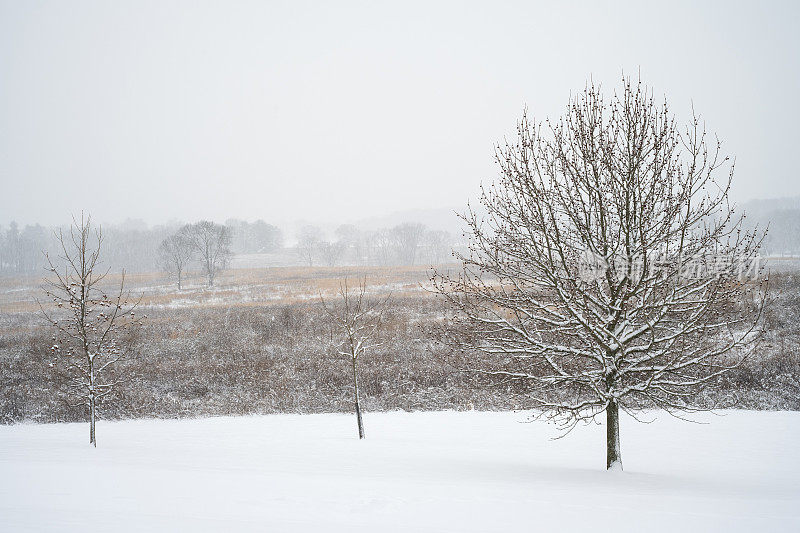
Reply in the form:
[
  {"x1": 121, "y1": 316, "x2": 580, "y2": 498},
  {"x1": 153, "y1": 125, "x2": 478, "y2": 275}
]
[{"x1": 1, "y1": 0, "x2": 799, "y2": 228}]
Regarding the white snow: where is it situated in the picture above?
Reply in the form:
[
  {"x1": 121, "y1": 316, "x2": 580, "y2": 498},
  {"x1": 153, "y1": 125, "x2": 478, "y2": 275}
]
[{"x1": 1, "y1": 410, "x2": 799, "y2": 532}]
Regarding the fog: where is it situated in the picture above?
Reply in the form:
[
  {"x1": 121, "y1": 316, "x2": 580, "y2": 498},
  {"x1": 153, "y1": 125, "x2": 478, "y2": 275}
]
[
  {"x1": 1, "y1": 0, "x2": 799, "y2": 230},
  {"x1": 5, "y1": 6, "x2": 800, "y2": 521}
]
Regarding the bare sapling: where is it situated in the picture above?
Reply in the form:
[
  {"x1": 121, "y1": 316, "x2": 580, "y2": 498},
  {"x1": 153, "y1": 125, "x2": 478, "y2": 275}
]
[
  {"x1": 321, "y1": 277, "x2": 389, "y2": 439},
  {"x1": 40, "y1": 214, "x2": 143, "y2": 447}
]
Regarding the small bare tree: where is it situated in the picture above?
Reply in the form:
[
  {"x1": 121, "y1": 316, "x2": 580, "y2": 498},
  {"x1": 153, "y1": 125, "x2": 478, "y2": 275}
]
[
  {"x1": 369, "y1": 229, "x2": 395, "y2": 266},
  {"x1": 321, "y1": 278, "x2": 388, "y2": 439},
  {"x1": 297, "y1": 225, "x2": 323, "y2": 266},
  {"x1": 392, "y1": 223, "x2": 426, "y2": 265},
  {"x1": 424, "y1": 229, "x2": 453, "y2": 265},
  {"x1": 158, "y1": 231, "x2": 194, "y2": 289},
  {"x1": 434, "y1": 78, "x2": 767, "y2": 470},
  {"x1": 321, "y1": 240, "x2": 347, "y2": 267},
  {"x1": 40, "y1": 215, "x2": 142, "y2": 447},
  {"x1": 185, "y1": 221, "x2": 231, "y2": 286}
]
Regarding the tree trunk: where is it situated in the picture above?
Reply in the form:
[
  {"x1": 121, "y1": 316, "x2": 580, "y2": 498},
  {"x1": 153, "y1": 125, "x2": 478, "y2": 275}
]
[
  {"x1": 88, "y1": 354, "x2": 97, "y2": 448},
  {"x1": 89, "y1": 395, "x2": 96, "y2": 447},
  {"x1": 352, "y1": 356, "x2": 364, "y2": 439},
  {"x1": 606, "y1": 400, "x2": 621, "y2": 470}
]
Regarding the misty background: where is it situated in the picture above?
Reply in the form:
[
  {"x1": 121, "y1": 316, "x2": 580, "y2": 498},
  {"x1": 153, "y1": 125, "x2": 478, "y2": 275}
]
[{"x1": 1, "y1": 0, "x2": 799, "y2": 273}]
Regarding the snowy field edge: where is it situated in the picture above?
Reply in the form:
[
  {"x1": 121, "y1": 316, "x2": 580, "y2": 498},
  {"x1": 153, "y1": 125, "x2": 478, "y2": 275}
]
[{"x1": 1, "y1": 409, "x2": 799, "y2": 532}]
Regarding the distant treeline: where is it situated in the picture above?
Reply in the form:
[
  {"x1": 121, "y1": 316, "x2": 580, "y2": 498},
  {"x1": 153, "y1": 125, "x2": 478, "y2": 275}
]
[
  {"x1": 0, "y1": 218, "x2": 283, "y2": 276},
  {"x1": 737, "y1": 197, "x2": 800, "y2": 256},
  {"x1": 744, "y1": 209, "x2": 800, "y2": 256},
  {"x1": 0, "y1": 218, "x2": 462, "y2": 276},
  {"x1": 293, "y1": 223, "x2": 455, "y2": 267}
]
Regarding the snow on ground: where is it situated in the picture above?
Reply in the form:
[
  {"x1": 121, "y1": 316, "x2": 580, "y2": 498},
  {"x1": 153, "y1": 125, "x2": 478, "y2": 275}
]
[{"x1": 1, "y1": 410, "x2": 799, "y2": 532}]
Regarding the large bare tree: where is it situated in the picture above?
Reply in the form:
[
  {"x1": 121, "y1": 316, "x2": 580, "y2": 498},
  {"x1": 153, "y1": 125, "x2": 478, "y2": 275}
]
[
  {"x1": 434, "y1": 79, "x2": 766, "y2": 470},
  {"x1": 321, "y1": 278, "x2": 388, "y2": 439},
  {"x1": 185, "y1": 221, "x2": 231, "y2": 287},
  {"x1": 370, "y1": 229, "x2": 395, "y2": 266},
  {"x1": 424, "y1": 229, "x2": 453, "y2": 265},
  {"x1": 41, "y1": 215, "x2": 142, "y2": 447},
  {"x1": 320, "y1": 240, "x2": 347, "y2": 267},
  {"x1": 392, "y1": 223, "x2": 426, "y2": 265},
  {"x1": 158, "y1": 231, "x2": 194, "y2": 290}
]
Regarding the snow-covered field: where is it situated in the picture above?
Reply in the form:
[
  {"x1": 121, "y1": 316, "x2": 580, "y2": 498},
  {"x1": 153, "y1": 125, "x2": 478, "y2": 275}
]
[{"x1": 1, "y1": 410, "x2": 799, "y2": 532}]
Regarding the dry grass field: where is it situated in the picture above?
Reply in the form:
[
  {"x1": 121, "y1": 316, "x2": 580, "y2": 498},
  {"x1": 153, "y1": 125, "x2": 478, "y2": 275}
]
[
  {"x1": 1, "y1": 262, "x2": 513, "y2": 423},
  {"x1": 1, "y1": 260, "x2": 799, "y2": 425},
  {"x1": 0, "y1": 263, "x2": 443, "y2": 314}
]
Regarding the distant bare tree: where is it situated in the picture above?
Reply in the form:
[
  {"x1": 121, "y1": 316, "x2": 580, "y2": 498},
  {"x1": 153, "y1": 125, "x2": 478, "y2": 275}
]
[
  {"x1": 158, "y1": 232, "x2": 194, "y2": 289},
  {"x1": 392, "y1": 223, "x2": 426, "y2": 265},
  {"x1": 424, "y1": 229, "x2": 452, "y2": 265},
  {"x1": 321, "y1": 240, "x2": 347, "y2": 267},
  {"x1": 225, "y1": 218, "x2": 283, "y2": 254},
  {"x1": 371, "y1": 229, "x2": 396, "y2": 266},
  {"x1": 335, "y1": 224, "x2": 360, "y2": 245},
  {"x1": 3, "y1": 222, "x2": 21, "y2": 273},
  {"x1": 297, "y1": 225, "x2": 323, "y2": 266},
  {"x1": 185, "y1": 221, "x2": 231, "y2": 286},
  {"x1": 335, "y1": 224, "x2": 363, "y2": 264},
  {"x1": 321, "y1": 278, "x2": 388, "y2": 439},
  {"x1": 76, "y1": 220, "x2": 171, "y2": 274},
  {"x1": 249, "y1": 220, "x2": 283, "y2": 253},
  {"x1": 40, "y1": 215, "x2": 142, "y2": 447},
  {"x1": 434, "y1": 78, "x2": 767, "y2": 470},
  {"x1": 0, "y1": 222, "x2": 48, "y2": 274}
]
